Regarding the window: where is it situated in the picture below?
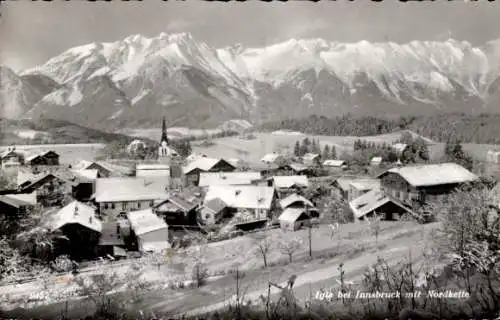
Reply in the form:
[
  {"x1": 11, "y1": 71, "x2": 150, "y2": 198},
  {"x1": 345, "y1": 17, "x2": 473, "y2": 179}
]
[
  {"x1": 122, "y1": 202, "x2": 127, "y2": 210},
  {"x1": 137, "y1": 202, "x2": 141, "y2": 209},
  {"x1": 150, "y1": 201, "x2": 154, "y2": 207},
  {"x1": 104, "y1": 203, "x2": 109, "y2": 210},
  {"x1": 111, "y1": 203, "x2": 115, "y2": 209}
]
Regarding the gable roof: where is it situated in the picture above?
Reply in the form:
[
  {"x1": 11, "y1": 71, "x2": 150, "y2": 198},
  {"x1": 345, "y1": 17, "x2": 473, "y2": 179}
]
[
  {"x1": 260, "y1": 153, "x2": 283, "y2": 163},
  {"x1": 378, "y1": 163, "x2": 478, "y2": 188},
  {"x1": 94, "y1": 177, "x2": 169, "y2": 202},
  {"x1": 289, "y1": 163, "x2": 309, "y2": 172},
  {"x1": 334, "y1": 178, "x2": 355, "y2": 192},
  {"x1": 278, "y1": 207, "x2": 310, "y2": 223},
  {"x1": 371, "y1": 157, "x2": 383, "y2": 163},
  {"x1": 202, "y1": 197, "x2": 228, "y2": 214},
  {"x1": 349, "y1": 189, "x2": 413, "y2": 219},
  {"x1": 126, "y1": 208, "x2": 168, "y2": 236},
  {"x1": 47, "y1": 200, "x2": 102, "y2": 233},
  {"x1": 349, "y1": 179, "x2": 381, "y2": 191},
  {"x1": 0, "y1": 191, "x2": 37, "y2": 208},
  {"x1": 183, "y1": 157, "x2": 235, "y2": 175},
  {"x1": 25, "y1": 150, "x2": 59, "y2": 162},
  {"x1": 136, "y1": 164, "x2": 170, "y2": 171},
  {"x1": 73, "y1": 169, "x2": 99, "y2": 180},
  {"x1": 272, "y1": 175, "x2": 309, "y2": 189},
  {"x1": 280, "y1": 193, "x2": 314, "y2": 209},
  {"x1": 154, "y1": 194, "x2": 198, "y2": 212},
  {"x1": 204, "y1": 185, "x2": 275, "y2": 210},
  {"x1": 323, "y1": 160, "x2": 346, "y2": 167},
  {"x1": 303, "y1": 153, "x2": 320, "y2": 160},
  {"x1": 198, "y1": 171, "x2": 262, "y2": 187}
]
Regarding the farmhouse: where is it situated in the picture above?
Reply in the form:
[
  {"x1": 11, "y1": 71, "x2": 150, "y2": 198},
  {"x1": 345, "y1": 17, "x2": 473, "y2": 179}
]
[
  {"x1": 200, "y1": 197, "x2": 229, "y2": 225},
  {"x1": 302, "y1": 153, "x2": 321, "y2": 166},
  {"x1": 0, "y1": 192, "x2": 37, "y2": 217},
  {"x1": 248, "y1": 162, "x2": 279, "y2": 176},
  {"x1": 198, "y1": 171, "x2": 262, "y2": 188},
  {"x1": 126, "y1": 208, "x2": 170, "y2": 253},
  {"x1": 153, "y1": 194, "x2": 199, "y2": 227},
  {"x1": 349, "y1": 189, "x2": 415, "y2": 221},
  {"x1": 94, "y1": 177, "x2": 169, "y2": 221},
  {"x1": 203, "y1": 185, "x2": 277, "y2": 223},
  {"x1": 280, "y1": 193, "x2": 314, "y2": 209},
  {"x1": 283, "y1": 163, "x2": 311, "y2": 176},
  {"x1": 260, "y1": 153, "x2": 285, "y2": 165},
  {"x1": 183, "y1": 157, "x2": 236, "y2": 186},
  {"x1": 348, "y1": 179, "x2": 381, "y2": 202},
  {"x1": 136, "y1": 163, "x2": 170, "y2": 178},
  {"x1": 46, "y1": 201, "x2": 102, "y2": 260},
  {"x1": 73, "y1": 160, "x2": 114, "y2": 178},
  {"x1": 370, "y1": 157, "x2": 383, "y2": 167},
  {"x1": 1, "y1": 148, "x2": 25, "y2": 169},
  {"x1": 323, "y1": 160, "x2": 347, "y2": 170},
  {"x1": 377, "y1": 163, "x2": 478, "y2": 205},
  {"x1": 25, "y1": 151, "x2": 60, "y2": 166},
  {"x1": 270, "y1": 175, "x2": 309, "y2": 197},
  {"x1": 278, "y1": 208, "x2": 312, "y2": 231}
]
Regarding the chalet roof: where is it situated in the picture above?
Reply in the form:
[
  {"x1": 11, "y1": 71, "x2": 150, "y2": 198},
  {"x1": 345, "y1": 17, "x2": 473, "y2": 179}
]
[
  {"x1": 278, "y1": 208, "x2": 309, "y2": 223},
  {"x1": 334, "y1": 178, "x2": 355, "y2": 192},
  {"x1": 289, "y1": 163, "x2": 309, "y2": 172},
  {"x1": 94, "y1": 177, "x2": 169, "y2": 203},
  {"x1": 302, "y1": 153, "x2": 320, "y2": 160},
  {"x1": 0, "y1": 191, "x2": 37, "y2": 208},
  {"x1": 349, "y1": 189, "x2": 412, "y2": 219},
  {"x1": 323, "y1": 160, "x2": 346, "y2": 167},
  {"x1": 272, "y1": 175, "x2": 309, "y2": 189},
  {"x1": 73, "y1": 169, "x2": 99, "y2": 180},
  {"x1": 260, "y1": 153, "x2": 283, "y2": 163},
  {"x1": 154, "y1": 194, "x2": 198, "y2": 212},
  {"x1": 183, "y1": 157, "x2": 234, "y2": 175},
  {"x1": 126, "y1": 208, "x2": 168, "y2": 236},
  {"x1": 378, "y1": 163, "x2": 478, "y2": 187},
  {"x1": 279, "y1": 193, "x2": 314, "y2": 209},
  {"x1": 247, "y1": 161, "x2": 279, "y2": 171},
  {"x1": 198, "y1": 171, "x2": 262, "y2": 187},
  {"x1": 349, "y1": 179, "x2": 381, "y2": 191},
  {"x1": 370, "y1": 157, "x2": 383, "y2": 164},
  {"x1": 25, "y1": 150, "x2": 59, "y2": 162},
  {"x1": 48, "y1": 201, "x2": 102, "y2": 233},
  {"x1": 202, "y1": 197, "x2": 228, "y2": 214},
  {"x1": 204, "y1": 185, "x2": 275, "y2": 210}
]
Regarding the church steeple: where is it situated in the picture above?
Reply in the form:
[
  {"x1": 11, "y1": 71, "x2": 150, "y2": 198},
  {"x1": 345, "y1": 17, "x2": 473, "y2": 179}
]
[{"x1": 161, "y1": 117, "x2": 168, "y2": 144}]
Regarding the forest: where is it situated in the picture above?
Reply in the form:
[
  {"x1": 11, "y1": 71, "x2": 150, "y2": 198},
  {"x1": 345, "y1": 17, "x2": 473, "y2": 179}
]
[{"x1": 259, "y1": 113, "x2": 500, "y2": 144}]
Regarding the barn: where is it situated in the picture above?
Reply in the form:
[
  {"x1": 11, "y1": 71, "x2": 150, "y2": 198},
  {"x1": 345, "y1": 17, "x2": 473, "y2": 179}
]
[{"x1": 126, "y1": 208, "x2": 170, "y2": 253}]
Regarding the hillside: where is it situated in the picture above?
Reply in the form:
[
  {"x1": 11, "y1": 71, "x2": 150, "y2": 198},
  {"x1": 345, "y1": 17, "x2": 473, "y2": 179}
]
[
  {"x1": 260, "y1": 113, "x2": 500, "y2": 144},
  {"x1": 1, "y1": 33, "x2": 499, "y2": 130},
  {"x1": 0, "y1": 118, "x2": 150, "y2": 146}
]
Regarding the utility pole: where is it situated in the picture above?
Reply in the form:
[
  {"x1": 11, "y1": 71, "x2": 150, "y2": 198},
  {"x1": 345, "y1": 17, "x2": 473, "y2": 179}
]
[{"x1": 307, "y1": 206, "x2": 312, "y2": 258}]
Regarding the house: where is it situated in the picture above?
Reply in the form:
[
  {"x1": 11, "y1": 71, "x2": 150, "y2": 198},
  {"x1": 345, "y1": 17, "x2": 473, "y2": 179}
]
[
  {"x1": 45, "y1": 201, "x2": 102, "y2": 260},
  {"x1": 302, "y1": 153, "x2": 321, "y2": 166},
  {"x1": 279, "y1": 193, "x2": 319, "y2": 218},
  {"x1": 331, "y1": 178, "x2": 355, "y2": 200},
  {"x1": 323, "y1": 160, "x2": 347, "y2": 172},
  {"x1": 1, "y1": 148, "x2": 25, "y2": 169},
  {"x1": 126, "y1": 208, "x2": 170, "y2": 253},
  {"x1": 94, "y1": 177, "x2": 169, "y2": 221},
  {"x1": 370, "y1": 157, "x2": 383, "y2": 167},
  {"x1": 198, "y1": 171, "x2": 262, "y2": 188},
  {"x1": 136, "y1": 163, "x2": 170, "y2": 178},
  {"x1": 487, "y1": 150, "x2": 500, "y2": 164},
  {"x1": 183, "y1": 157, "x2": 236, "y2": 186},
  {"x1": 97, "y1": 222, "x2": 127, "y2": 258},
  {"x1": 270, "y1": 175, "x2": 309, "y2": 197},
  {"x1": 73, "y1": 160, "x2": 127, "y2": 178},
  {"x1": 203, "y1": 185, "x2": 277, "y2": 223},
  {"x1": 0, "y1": 191, "x2": 37, "y2": 216},
  {"x1": 260, "y1": 153, "x2": 285, "y2": 165},
  {"x1": 153, "y1": 194, "x2": 199, "y2": 226},
  {"x1": 248, "y1": 162, "x2": 279, "y2": 176},
  {"x1": 349, "y1": 189, "x2": 415, "y2": 221},
  {"x1": 25, "y1": 151, "x2": 60, "y2": 166},
  {"x1": 377, "y1": 163, "x2": 478, "y2": 205},
  {"x1": 284, "y1": 163, "x2": 312, "y2": 176},
  {"x1": 278, "y1": 208, "x2": 311, "y2": 231},
  {"x1": 200, "y1": 197, "x2": 229, "y2": 225},
  {"x1": 348, "y1": 179, "x2": 381, "y2": 202}
]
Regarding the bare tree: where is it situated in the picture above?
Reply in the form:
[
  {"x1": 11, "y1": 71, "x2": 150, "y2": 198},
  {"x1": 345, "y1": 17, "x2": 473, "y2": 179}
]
[
  {"x1": 277, "y1": 231, "x2": 303, "y2": 263},
  {"x1": 253, "y1": 235, "x2": 273, "y2": 268},
  {"x1": 366, "y1": 215, "x2": 382, "y2": 246}
]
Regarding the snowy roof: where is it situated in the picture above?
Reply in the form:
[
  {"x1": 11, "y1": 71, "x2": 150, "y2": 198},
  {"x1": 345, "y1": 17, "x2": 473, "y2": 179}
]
[
  {"x1": 183, "y1": 157, "x2": 234, "y2": 175},
  {"x1": 0, "y1": 191, "x2": 37, "y2": 208},
  {"x1": 202, "y1": 197, "x2": 228, "y2": 214},
  {"x1": 136, "y1": 164, "x2": 170, "y2": 170},
  {"x1": 302, "y1": 153, "x2": 320, "y2": 160},
  {"x1": 289, "y1": 163, "x2": 308, "y2": 172},
  {"x1": 204, "y1": 185, "x2": 275, "y2": 210},
  {"x1": 126, "y1": 208, "x2": 168, "y2": 236},
  {"x1": 279, "y1": 193, "x2": 314, "y2": 209},
  {"x1": 370, "y1": 157, "x2": 383, "y2": 163},
  {"x1": 154, "y1": 194, "x2": 198, "y2": 212},
  {"x1": 349, "y1": 189, "x2": 411, "y2": 219},
  {"x1": 334, "y1": 178, "x2": 356, "y2": 192},
  {"x1": 142, "y1": 241, "x2": 171, "y2": 252},
  {"x1": 48, "y1": 201, "x2": 102, "y2": 233},
  {"x1": 278, "y1": 208, "x2": 309, "y2": 223},
  {"x1": 73, "y1": 169, "x2": 99, "y2": 180},
  {"x1": 272, "y1": 175, "x2": 309, "y2": 189},
  {"x1": 94, "y1": 177, "x2": 169, "y2": 202},
  {"x1": 323, "y1": 160, "x2": 346, "y2": 167},
  {"x1": 198, "y1": 171, "x2": 262, "y2": 187},
  {"x1": 349, "y1": 179, "x2": 381, "y2": 191},
  {"x1": 260, "y1": 153, "x2": 283, "y2": 163},
  {"x1": 378, "y1": 163, "x2": 478, "y2": 187}
]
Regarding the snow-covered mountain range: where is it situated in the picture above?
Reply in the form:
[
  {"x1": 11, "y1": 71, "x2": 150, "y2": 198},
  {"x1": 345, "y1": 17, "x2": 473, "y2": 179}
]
[{"x1": 1, "y1": 32, "x2": 499, "y2": 130}]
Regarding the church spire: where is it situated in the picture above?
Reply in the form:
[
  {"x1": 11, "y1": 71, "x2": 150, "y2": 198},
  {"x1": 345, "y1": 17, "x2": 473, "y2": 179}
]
[{"x1": 161, "y1": 117, "x2": 168, "y2": 144}]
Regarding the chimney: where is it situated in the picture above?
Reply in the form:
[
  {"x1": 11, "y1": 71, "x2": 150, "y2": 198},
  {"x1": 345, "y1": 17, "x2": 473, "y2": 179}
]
[
  {"x1": 74, "y1": 205, "x2": 79, "y2": 216},
  {"x1": 235, "y1": 190, "x2": 241, "y2": 196},
  {"x1": 89, "y1": 216, "x2": 93, "y2": 224}
]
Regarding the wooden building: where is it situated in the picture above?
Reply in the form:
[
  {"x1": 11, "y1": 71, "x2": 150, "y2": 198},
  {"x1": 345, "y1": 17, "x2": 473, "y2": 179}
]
[
  {"x1": 25, "y1": 151, "x2": 60, "y2": 166},
  {"x1": 153, "y1": 194, "x2": 199, "y2": 227},
  {"x1": 183, "y1": 157, "x2": 236, "y2": 186}
]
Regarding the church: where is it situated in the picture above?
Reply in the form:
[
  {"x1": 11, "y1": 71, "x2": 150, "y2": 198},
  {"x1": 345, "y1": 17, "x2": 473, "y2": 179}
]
[{"x1": 158, "y1": 117, "x2": 179, "y2": 162}]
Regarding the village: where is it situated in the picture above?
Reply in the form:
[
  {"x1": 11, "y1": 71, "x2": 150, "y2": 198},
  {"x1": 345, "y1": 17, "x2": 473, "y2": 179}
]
[{"x1": 1, "y1": 117, "x2": 500, "y2": 318}]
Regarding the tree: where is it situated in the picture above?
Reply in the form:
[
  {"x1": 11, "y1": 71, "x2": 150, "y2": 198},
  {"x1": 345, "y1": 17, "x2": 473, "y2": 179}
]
[
  {"x1": 444, "y1": 139, "x2": 474, "y2": 170},
  {"x1": 293, "y1": 141, "x2": 301, "y2": 157},
  {"x1": 253, "y1": 235, "x2": 273, "y2": 268},
  {"x1": 322, "y1": 144, "x2": 331, "y2": 160},
  {"x1": 311, "y1": 139, "x2": 317, "y2": 154},
  {"x1": 277, "y1": 232, "x2": 303, "y2": 263},
  {"x1": 299, "y1": 139, "x2": 309, "y2": 156},
  {"x1": 330, "y1": 145, "x2": 337, "y2": 160}
]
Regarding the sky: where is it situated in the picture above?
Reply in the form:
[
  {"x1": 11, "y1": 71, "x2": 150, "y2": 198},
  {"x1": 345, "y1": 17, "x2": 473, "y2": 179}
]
[{"x1": 1, "y1": 0, "x2": 499, "y2": 72}]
